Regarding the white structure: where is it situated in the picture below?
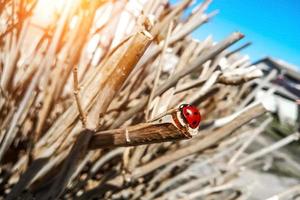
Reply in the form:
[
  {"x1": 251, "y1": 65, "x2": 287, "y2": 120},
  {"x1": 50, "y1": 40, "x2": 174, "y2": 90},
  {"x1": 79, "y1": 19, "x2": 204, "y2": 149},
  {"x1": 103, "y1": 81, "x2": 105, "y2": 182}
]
[{"x1": 255, "y1": 57, "x2": 300, "y2": 126}]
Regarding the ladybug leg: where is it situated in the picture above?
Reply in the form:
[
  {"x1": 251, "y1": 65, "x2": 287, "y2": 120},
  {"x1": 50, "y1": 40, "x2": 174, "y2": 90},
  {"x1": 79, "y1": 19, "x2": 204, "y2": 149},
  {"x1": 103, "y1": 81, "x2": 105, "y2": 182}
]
[
  {"x1": 171, "y1": 112, "x2": 192, "y2": 138},
  {"x1": 183, "y1": 124, "x2": 192, "y2": 138},
  {"x1": 171, "y1": 112, "x2": 183, "y2": 129}
]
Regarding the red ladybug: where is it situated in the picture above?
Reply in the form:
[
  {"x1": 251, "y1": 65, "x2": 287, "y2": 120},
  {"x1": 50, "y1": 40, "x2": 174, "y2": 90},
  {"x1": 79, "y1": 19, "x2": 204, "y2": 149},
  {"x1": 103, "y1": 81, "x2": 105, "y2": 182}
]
[{"x1": 179, "y1": 104, "x2": 201, "y2": 129}]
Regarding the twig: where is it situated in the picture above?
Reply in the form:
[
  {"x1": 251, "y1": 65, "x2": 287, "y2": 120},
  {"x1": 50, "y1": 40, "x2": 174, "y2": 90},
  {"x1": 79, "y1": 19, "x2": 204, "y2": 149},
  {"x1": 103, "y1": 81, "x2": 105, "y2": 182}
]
[
  {"x1": 158, "y1": 171, "x2": 222, "y2": 200},
  {"x1": 73, "y1": 64, "x2": 87, "y2": 127},
  {"x1": 236, "y1": 132, "x2": 300, "y2": 166},
  {"x1": 150, "y1": 0, "x2": 192, "y2": 37},
  {"x1": 111, "y1": 32, "x2": 244, "y2": 128},
  {"x1": 147, "y1": 20, "x2": 173, "y2": 120},
  {"x1": 227, "y1": 117, "x2": 272, "y2": 166},
  {"x1": 174, "y1": 78, "x2": 206, "y2": 94},
  {"x1": 155, "y1": 32, "x2": 244, "y2": 96},
  {"x1": 103, "y1": 103, "x2": 266, "y2": 189},
  {"x1": 237, "y1": 69, "x2": 277, "y2": 110},
  {"x1": 86, "y1": 30, "x2": 153, "y2": 129},
  {"x1": 218, "y1": 66, "x2": 263, "y2": 85},
  {"x1": 266, "y1": 184, "x2": 300, "y2": 200},
  {"x1": 6, "y1": 158, "x2": 50, "y2": 200},
  {"x1": 180, "y1": 182, "x2": 235, "y2": 200},
  {"x1": 91, "y1": 148, "x2": 123, "y2": 175},
  {"x1": 89, "y1": 123, "x2": 190, "y2": 149},
  {"x1": 38, "y1": 130, "x2": 94, "y2": 200},
  {"x1": 226, "y1": 42, "x2": 252, "y2": 57},
  {"x1": 1, "y1": 1, "x2": 292, "y2": 199}
]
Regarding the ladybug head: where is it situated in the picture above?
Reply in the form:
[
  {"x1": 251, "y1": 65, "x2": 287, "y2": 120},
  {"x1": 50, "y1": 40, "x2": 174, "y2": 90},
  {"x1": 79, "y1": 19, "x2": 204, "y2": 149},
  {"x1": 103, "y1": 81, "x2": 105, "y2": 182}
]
[
  {"x1": 179, "y1": 104, "x2": 201, "y2": 129},
  {"x1": 179, "y1": 104, "x2": 189, "y2": 110}
]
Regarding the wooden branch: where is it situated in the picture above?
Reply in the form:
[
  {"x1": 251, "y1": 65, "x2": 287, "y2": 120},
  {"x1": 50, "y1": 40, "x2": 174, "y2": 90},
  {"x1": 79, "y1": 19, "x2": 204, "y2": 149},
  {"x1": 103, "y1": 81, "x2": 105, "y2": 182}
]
[
  {"x1": 170, "y1": 11, "x2": 217, "y2": 44},
  {"x1": 147, "y1": 21, "x2": 173, "y2": 120},
  {"x1": 104, "y1": 103, "x2": 267, "y2": 189},
  {"x1": 33, "y1": 106, "x2": 187, "y2": 198},
  {"x1": 227, "y1": 117, "x2": 272, "y2": 166},
  {"x1": 2, "y1": 1, "x2": 294, "y2": 199},
  {"x1": 111, "y1": 32, "x2": 244, "y2": 128},
  {"x1": 159, "y1": 172, "x2": 221, "y2": 200},
  {"x1": 155, "y1": 32, "x2": 244, "y2": 96},
  {"x1": 73, "y1": 64, "x2": 87, "y2": 128},
  {"x1": 37, "y1": 130, "x2": 93, "y2": 200},
  {"x1": 29, "y1": 30, "x2": 154, "y2": 199},
  {"x1": 86, "y1": 30, "x2": 153, "y2": 129},
  {"x1": 32, "y1": 30, "x2": 153, "y2": 158},
  {"x1": 237, "y1": 69, "x2": 277, "y2": 110},
  {"x1": 180, "y1": 182, "x2": 235, "y2": 200},
  {"x1": 6, "y1": 158, "x2": 50, "y2": 200},
  {"x1": 150, "y1": 0, "x2": 192, "y2": 38},
  {"x1": 226, "y1": 42, "x2": 252, "y2": 57},
  {"x1": 89, "y1": 123, "x2": 190, "y2": 149},
  {"x1": 218, "y1": 66, "x2": 263, "y2": 85},
  {"x1": 130, "y1": 103, "x2": 267, "y2": 180},
  {"x1": 174, "y1": 78, "x2": 206, "y2": 94},
  {"x1": 266, "y1": 184, "x2": 300, "y2": 200},
  {"x1": 236, "y1": 132, "x2": 300, "y2": 166}
]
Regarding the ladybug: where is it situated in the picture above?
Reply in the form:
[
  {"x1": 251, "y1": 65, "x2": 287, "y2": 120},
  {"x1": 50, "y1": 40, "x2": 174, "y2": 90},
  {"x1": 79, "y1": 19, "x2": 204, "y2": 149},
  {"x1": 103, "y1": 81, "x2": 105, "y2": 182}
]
[{"x1": 179, "y1": 104, "x2": 201, "y2": 129}]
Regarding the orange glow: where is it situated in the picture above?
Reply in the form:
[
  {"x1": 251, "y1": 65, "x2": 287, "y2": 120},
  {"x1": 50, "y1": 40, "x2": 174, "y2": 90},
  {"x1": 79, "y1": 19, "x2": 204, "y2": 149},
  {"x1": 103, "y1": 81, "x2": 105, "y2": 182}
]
[{"x1": 32, "y1": 0, "x2": 66, "y2": 25}]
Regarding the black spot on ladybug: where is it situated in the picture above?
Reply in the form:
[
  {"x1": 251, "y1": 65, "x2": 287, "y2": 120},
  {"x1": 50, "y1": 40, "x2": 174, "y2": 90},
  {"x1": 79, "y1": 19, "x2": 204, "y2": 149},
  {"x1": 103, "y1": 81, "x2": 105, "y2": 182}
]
[
  {"x1": 194, "y1": 112, "x2": 199, "y2": 115},
  {"x1": 193, "y1": 121, "x2": 197, "y2": 125}
]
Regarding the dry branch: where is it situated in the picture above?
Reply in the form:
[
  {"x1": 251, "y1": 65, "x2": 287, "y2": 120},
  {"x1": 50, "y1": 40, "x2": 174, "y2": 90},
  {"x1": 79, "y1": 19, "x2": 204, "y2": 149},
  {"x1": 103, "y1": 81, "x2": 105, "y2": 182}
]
[
  {"x1": 111, "y1": 32, "x2": 244, "y2": 129},
  {"x1": 29, "y1": 30, "x2": 153, "y2": 199},
  {"x1": 38, "y1": 130, "x2": 93, "y2": 200},
  {"x1": 236, "y1": 132, "x2": 300, "y2": 166},
  {"x1": 89, "y1": 123, "x2": 190, "y2": 149},
  {"x1": 104, "y1": 103, "x2": 267, "y2": 188},
  {"x1": 0, "y1": 1, "x2": 289, "y2": 199},
  {"x1": 154, "y1": 32, "x2": 244, "y2": 96}
]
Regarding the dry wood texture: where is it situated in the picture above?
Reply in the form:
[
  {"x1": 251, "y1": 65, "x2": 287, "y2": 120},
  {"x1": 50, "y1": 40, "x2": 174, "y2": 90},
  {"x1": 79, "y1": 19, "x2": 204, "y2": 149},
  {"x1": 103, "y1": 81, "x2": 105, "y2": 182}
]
[
  {"x1": 89, "y1": 123, "x2": 190, "y2": 149},
  {"x1": 0, "y1": 0, "x2": 296, "y2": 199}
]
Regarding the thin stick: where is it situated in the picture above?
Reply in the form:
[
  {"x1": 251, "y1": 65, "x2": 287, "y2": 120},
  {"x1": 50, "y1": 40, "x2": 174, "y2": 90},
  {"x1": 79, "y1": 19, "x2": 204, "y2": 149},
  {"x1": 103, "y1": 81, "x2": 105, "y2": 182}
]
[
  {"x1": 236, "y1": 132, "x2": 300, "y2": 166},
  {"x1": 158, "y1": 171, "x2": 221, "y2": 200},
  {"x1": 227, "y1": 117, "x2": 272, "y2": 166},
  {"x1": 147, "y1": 20, "x2": 173, "y2": 120},
  {"x1": 38, "y1": 130, "x2": 93, "y2": 200},
  {"x1": 226, "y1": 42, "x2": 252, "y2": 57},
  {"x1": 266, "y1": 184, "x2": 300, "y2": 200},
  {"x1": 181, "y1": 182, "x2": 234, "y2": 200},
  {"x1": 73, "y1": 64, "x2": 87, "y2": 128},
  {"x1": 111, "y1": 32, "x2": 244, "y2": 128},
  {"x1": 174, "y1": 78, "x2": 206, "y2": 94},
  {"x1": 154, "y1": 32, "x2": 244, "y2": 97}
]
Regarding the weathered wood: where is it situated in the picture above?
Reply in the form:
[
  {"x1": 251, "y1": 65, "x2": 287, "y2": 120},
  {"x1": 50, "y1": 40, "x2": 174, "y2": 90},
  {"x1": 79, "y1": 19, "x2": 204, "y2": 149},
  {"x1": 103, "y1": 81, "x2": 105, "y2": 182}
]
[{"x1": 89, "y1": 123, "x2": 189, "y2": 149}]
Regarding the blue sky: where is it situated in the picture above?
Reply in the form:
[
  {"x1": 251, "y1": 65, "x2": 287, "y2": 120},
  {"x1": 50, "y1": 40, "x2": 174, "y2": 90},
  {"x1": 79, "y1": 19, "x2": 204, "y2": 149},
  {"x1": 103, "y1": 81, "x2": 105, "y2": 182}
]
[{"x1": 171, "y1": 0, "x2": 300, "y2": 67}]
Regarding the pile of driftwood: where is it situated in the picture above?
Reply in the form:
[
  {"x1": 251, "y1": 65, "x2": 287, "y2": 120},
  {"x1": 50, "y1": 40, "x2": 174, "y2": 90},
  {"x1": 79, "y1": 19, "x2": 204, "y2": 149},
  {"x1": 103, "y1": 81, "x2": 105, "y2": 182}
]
[{"x1": 0, "y1": 0, "x2": 299, "y2": 199}]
